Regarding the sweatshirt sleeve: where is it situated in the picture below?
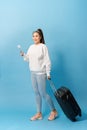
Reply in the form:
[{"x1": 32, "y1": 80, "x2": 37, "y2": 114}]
[
  {"x1": 23, "y1": 49, "x2": 29, "y2": 62},
  {"x1": 43, "y1": 45, "x2": 51, "y2": 77}
]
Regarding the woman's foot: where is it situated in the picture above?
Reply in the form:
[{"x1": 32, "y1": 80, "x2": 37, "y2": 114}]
[
  {"x1": 48, "y1": 109, "x2": 58, "y2": 121},
  {"x1": 30, "y1": 112, "x2": 42, "y2": 121}
]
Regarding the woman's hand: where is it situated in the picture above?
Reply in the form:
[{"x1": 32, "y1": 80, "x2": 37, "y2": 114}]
[
  {"x1": 20, "y1": 51, "x2": 24, "y2": 56},
  {"x1": 47, "y1": 76, "x2": 51, "y2": 80}
]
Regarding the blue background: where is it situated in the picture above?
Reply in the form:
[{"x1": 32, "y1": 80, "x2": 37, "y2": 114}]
[{"x1": 0, "y1": 0, "x2": 87, "y2": 130}]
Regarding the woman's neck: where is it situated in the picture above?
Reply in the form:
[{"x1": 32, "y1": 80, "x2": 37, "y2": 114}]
[{"x1": 34, "y1": 42, "x2": 41, "y2": 45}]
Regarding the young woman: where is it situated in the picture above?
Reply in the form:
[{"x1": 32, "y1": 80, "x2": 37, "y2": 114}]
[{"x1": 20, "y1": 29, "x2": 58, "y2": 121}]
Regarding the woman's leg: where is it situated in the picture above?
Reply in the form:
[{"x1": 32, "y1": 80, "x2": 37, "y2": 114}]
[
  {"x1": 36, "y1": 74, "x2": 55, "y2": 111},
  {"x1": 31, "y1": 72, "x2": 42, "y2": 113},
  {"x1": 36, "y1": 74, "x2": 58, "y2": 120}
]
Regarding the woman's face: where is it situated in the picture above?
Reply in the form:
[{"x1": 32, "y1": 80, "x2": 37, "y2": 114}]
[{"x1": 32, "y1": 32, "x2": 41, "y2": 44}]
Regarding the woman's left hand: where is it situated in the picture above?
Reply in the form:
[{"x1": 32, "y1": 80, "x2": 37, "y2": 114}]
[{"x1": 47, "y1": 76, "x2": 51, "y2": 80}]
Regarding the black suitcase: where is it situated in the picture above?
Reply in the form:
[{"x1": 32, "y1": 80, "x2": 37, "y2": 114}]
[{"x1": 49, "y1": 79, "x2": 82, "y2": 121}]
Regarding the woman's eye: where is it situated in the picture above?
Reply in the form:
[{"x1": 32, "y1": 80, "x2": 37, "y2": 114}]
[{"x1": 33, "y1": 35, "x2": 38, "y2": 37}]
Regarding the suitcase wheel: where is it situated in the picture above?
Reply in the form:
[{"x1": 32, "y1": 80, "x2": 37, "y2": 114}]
[{"x1": 70, "y1": 118, "x2": 76, "y2": 122}]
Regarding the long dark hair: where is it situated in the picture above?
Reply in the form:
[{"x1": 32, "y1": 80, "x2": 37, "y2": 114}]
[{"x1": 33, "y1": 29, "x2": 45, "y2": 44}]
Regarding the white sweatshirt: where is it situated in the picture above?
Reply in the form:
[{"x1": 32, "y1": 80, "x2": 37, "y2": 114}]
[{"x1": 24, "y1": 43, "x2": 51, "y2": 76}]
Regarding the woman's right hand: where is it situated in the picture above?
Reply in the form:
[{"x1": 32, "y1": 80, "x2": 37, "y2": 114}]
[{"x1": 20, "y1": 51, "x2": 24, "y2": 56}]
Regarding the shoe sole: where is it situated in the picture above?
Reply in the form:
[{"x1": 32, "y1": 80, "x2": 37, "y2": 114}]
[{"x1": 30, "y1": 117, "x2": 43, "y2": 121}]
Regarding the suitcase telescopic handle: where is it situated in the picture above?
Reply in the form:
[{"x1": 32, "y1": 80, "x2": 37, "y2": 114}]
[{"x1": 48, "y1": 79, "x2": 58, "y2": 95}]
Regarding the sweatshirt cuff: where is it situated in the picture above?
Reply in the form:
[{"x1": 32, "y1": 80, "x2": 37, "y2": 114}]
[{"x1": 46, "y1": 72, "x2": 50, "y2": 77}]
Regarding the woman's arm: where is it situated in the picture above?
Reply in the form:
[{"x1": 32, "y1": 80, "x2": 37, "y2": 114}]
[
  {"x1": 20, "y1": 50, "x2": 29, "y2": 62},
  {"x1": 43, "y1": 45, "x2": 51, "y2": 79}
]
